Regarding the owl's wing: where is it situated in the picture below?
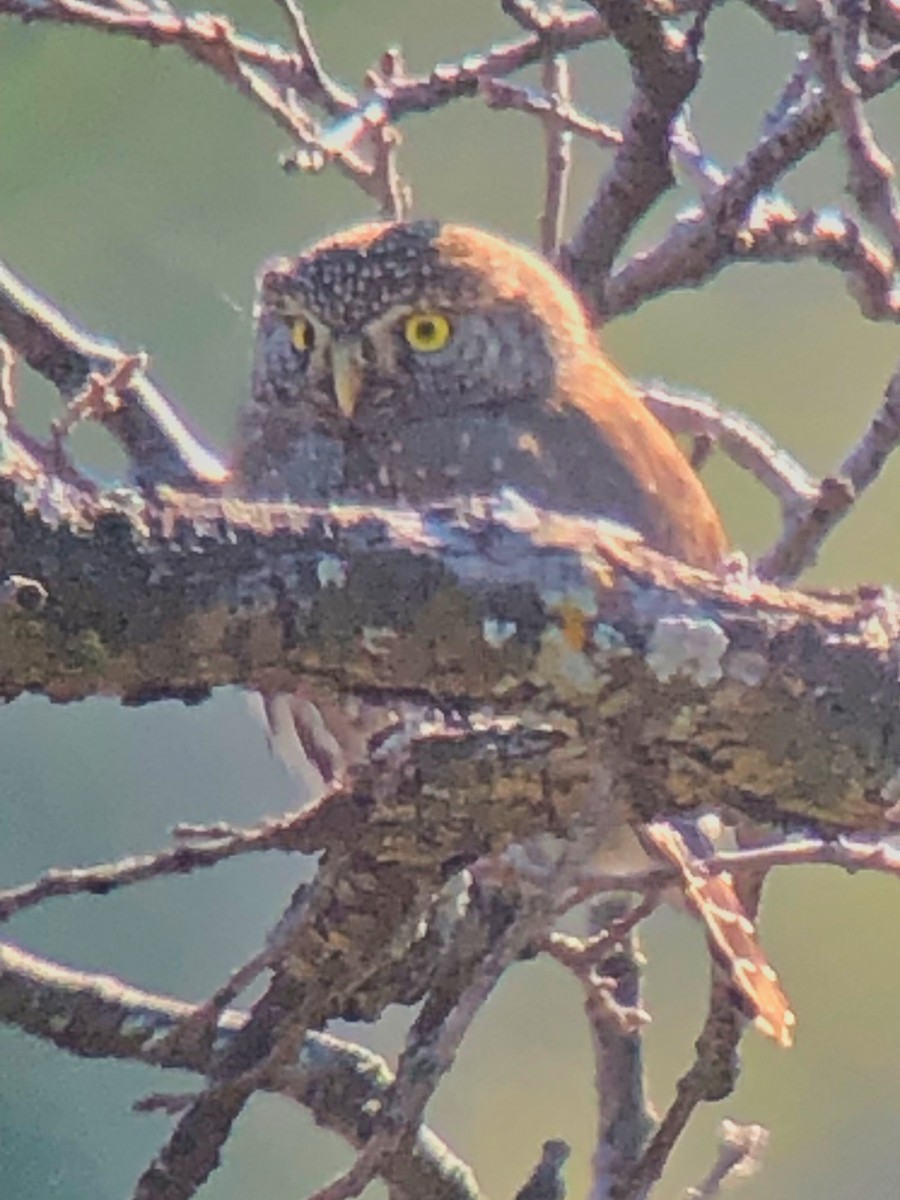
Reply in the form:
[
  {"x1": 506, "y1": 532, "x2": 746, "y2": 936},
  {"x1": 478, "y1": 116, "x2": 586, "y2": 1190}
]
[
  {"x1": 571, "y1": 354, "x2": 729, "y2": 570},
  {"x1": 641, "y1": 820, "x2": 795, "y2": 1048}
]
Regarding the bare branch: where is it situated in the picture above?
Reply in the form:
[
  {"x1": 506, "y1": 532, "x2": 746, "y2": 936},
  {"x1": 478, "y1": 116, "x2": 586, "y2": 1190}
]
[
  {"x1": 615, "y1": 990, "x2": 747, "y2": 1200},
  {"x1": 709, "y1": 833, "x2": 900, "y2": 878},
  {"x1": 743, "y1": 0, "x2": 818, "y2": 34},
  {"x1": 562, "y1": 0, "x2": 710, "y2": 313},
  {"x1": 807, "y1": 0, "x2": 900, "y2": 260},
  {"x1": 271, "y1": 0, "x2": 353, "y2": 114},
  {"x1": 603, "y1": 53, "x2": 900, "y2": 320},
  {"x1": 364, "y1": 51, "x2": 412, "y2": 220},
  {"x1": 684, "y1": 1120, "x2": 769, "y2": 1200},
  {"x1": 758, "y1": 352, "x2": 900, "y2": 578},
  {"x1": 733, "y1": 205, "x2": 900, "y2": 322},
  {"x1": 0, "y1": 256, "x2": 225, "y2": 488},
  {"x1": 501, "y1": 0, "x2": 550, "y2": 35},
  {"x1": 480, "y1": 79, "x2": 621, "y2": 146},
  {"x1": 515, "y1": 1140, "x2": 571, "y2": 1200},
  {"x1": 641, "y1": 383, "x2": 820, "y2": 517},
  {"x1": 0, "y1": 338, "x2": 16, "y2": 415},
  {"x1": 584, "y1": 897, "x2": 656, "y2": 1200},
  {"x1": 539, "y1": 49, "x2": 574, "y2": 258},
  {"x1": 670, "y1": 113, "x2": 728, "y2": 194},
  {"x1": 0, "y1": 941, "x2": 487, "y2": 1200},
  {"x1": 317, "y1": 810, "x2": 617, "y2": 1200}
]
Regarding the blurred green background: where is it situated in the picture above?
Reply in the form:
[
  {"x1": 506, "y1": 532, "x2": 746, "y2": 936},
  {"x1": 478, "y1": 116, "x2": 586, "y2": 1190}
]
[{"x1": 2, "y1": 2, "x2": 900, "y2": 1197}]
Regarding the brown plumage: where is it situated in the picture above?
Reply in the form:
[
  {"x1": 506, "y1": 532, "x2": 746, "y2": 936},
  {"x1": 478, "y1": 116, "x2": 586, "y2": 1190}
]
[
  {"x1": 230, "y1": 220, "x2": 792, "y2": 1046},
  {"x1": 232, "y1": 221, "x2": 726, "y2": 569}
]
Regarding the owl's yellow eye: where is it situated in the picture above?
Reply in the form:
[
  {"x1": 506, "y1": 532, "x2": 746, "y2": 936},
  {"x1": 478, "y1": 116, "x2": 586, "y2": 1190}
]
[
  {"x1": 290, "y1": 317, "x2": 315, "y2": 353},
  {"x1": 403, "y1": 313, "x2": 452, "y2": 353}
]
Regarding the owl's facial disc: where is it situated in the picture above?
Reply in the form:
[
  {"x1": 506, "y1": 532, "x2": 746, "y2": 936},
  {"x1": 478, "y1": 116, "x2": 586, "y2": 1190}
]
[{"x1": 274, "y1": 296, "x2": 457, "y2": 424}]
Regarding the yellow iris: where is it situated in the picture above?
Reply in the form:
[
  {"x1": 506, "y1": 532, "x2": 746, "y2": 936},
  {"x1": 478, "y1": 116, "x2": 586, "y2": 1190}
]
[
  {"x1": 403, "y1": 312, "x2": 451, "y2": 352},
  {"x1": 290, "y1": 317, "x2": 314, "y2": 353}
]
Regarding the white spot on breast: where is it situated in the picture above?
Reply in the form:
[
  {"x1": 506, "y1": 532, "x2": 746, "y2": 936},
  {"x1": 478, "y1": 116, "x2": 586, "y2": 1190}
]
[
  {"x1": 517, "y1": 433, "x2": 541, "y2": 459},
  {"x1": 317, "y1": 555, "x2": 347, "y2": 589},
  {"x1": 483, "y1": 618, "x2": 517, "y2": 648},
  {"x1": 646, "y1": 615, "x2": 728, "y2": 685},
  {"x1": 361, "y1": 626, "x2": 398, "y2": 656}
]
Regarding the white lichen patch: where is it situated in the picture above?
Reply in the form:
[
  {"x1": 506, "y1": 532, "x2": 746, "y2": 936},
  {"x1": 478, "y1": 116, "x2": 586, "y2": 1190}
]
[
  {"x1": 591, "y1": 623, "x2": 630, "y2": 656},
  {"x1": 667, "y1": 705, "x2": 698, "y2": 742},
  {"x1": 316, "y1": 555, "x2": 347, "y2": 589},
  {"x1": 647, "y1": 615, "x2": 729, "y2": 686},
  {"x1": 361, "y1": 626, "x2": 398, "y2": 656},
  {"x1": 482, "y1": 617, "x2": 518, "y2": 648},
  {"x1": 726, "y1": 650, "x2": 768, "y2": 687},
  {"x1": 489, "y1": 487, "x2": 543, "y2": 532},
  {"x1": 534, "y1": 627, "x2": 611, "y2": 696}
]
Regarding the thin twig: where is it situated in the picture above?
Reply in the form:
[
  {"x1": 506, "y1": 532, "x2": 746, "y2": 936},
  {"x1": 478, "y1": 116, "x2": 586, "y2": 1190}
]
[
  {"x1": 641, "y1": 383, "x2": 821, "y2": 517},
  {"x1": 670, "y1": 112, "x2": 728, "y2": 195},
  {"x1": 807, "y1": 0, "x2": 900, "y2": 260},
  {"x1": 0, "y1": 788, "x2": 349, "y2": 922},
  {"x1": 743, "y1": 0, "x2": 818, "y2": 33},
  {"x1": 0, "y1": 338, "x2": 15, "y2": 414},
  {"x1": 761, "y1": 50, "x2": 813, "y2": 133},
  {"x1": 501, "y1": 0, "x2": 549, "y2": 35},
  {"x1": 562, "y1": 0, "x2": 711, "y2": 313},
  {"x1": 733, "y1": 204, "x2": 900, "y2": 322},
  {"x1": 271, "y1": 0, "x2": 352, "y2": 114},
  {"x1": 758, "y1": 351, "x2": 900, "y2": 579},
  {"x1": 604, "y1": 51, "x2": 900, "y2": 319},
  {"x1": 0, "y1": 255, "x2": 225, "y2": 488},
  {"x1": 585, "y1": 897, "x2": 655, "y2": 1200},
  {"x1": 515, "y1": 1140, "x2": 571, "y2": 1200},
  {"x1": 613, "y1": 990, "x2": 746, "y2": 1200},
  {"x1": 539, "y1": 39, "x2": 573, "y2": 257},
  {"x1": 480, "y1": 79, "x2": 621, "y2": 146},
  {"x1": 0, "y1": 940, "x2": 487, "y2": 1200},
  {"x1": 707, "y1": 833, "x2": 900, "y2": 878},
  {"x1": 365, "y1": 50, "x2": 412, "y2": 220},
  {"x1": 684, "y1": 1120, "x2": 769, "y2": 1199}
]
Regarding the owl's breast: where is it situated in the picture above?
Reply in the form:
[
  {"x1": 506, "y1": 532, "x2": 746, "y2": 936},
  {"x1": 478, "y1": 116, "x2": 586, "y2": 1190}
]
[
  {"x1": 346, "y1": 407, "x2": 654, "y2": 535},
  {"x1": 230, "y1": 425, "x2": 348, "y2": 502}
]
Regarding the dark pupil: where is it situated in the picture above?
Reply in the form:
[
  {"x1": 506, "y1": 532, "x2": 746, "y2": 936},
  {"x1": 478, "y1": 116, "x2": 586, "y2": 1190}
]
[{"x1": 417, "y1": 320, "x2": 435, "y2": 340}]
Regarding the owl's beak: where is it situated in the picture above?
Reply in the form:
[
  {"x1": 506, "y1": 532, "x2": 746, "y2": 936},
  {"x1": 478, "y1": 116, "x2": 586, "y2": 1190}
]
[{"x1": 330, "y1": 339, "x2": 365, "y2": 420}]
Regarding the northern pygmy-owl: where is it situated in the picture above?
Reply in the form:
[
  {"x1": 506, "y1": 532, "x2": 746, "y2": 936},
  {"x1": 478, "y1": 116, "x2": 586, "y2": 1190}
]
[{"x1": 229, "y1": 220, "x2": 792, "y2": 1045}]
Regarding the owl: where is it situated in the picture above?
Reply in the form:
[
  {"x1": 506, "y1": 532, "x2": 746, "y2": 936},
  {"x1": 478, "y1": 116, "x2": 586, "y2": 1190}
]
[{"x1": 229, "y1": 220, "x2": 792, "y2": 1046}]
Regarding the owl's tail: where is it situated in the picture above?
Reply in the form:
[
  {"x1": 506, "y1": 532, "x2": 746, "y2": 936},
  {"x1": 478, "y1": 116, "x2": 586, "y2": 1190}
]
[{"x1": 642, "y1": 820, "x2": 796, "y2": 1048}]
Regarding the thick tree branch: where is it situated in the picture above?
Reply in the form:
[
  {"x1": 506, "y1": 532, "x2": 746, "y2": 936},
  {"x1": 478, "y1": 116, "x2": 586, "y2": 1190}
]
[{"x1": 0, "y1": 465, "x2": 897, "y2": 835}]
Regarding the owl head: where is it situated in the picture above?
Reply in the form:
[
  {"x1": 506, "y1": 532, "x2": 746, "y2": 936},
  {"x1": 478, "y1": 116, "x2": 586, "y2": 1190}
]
[
  {"x1": 233, "y1": 221, "x2": 727, "y2": 571},
  {"x1": 248, "y1": 220, "x2": 593, "y2": 439}
]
